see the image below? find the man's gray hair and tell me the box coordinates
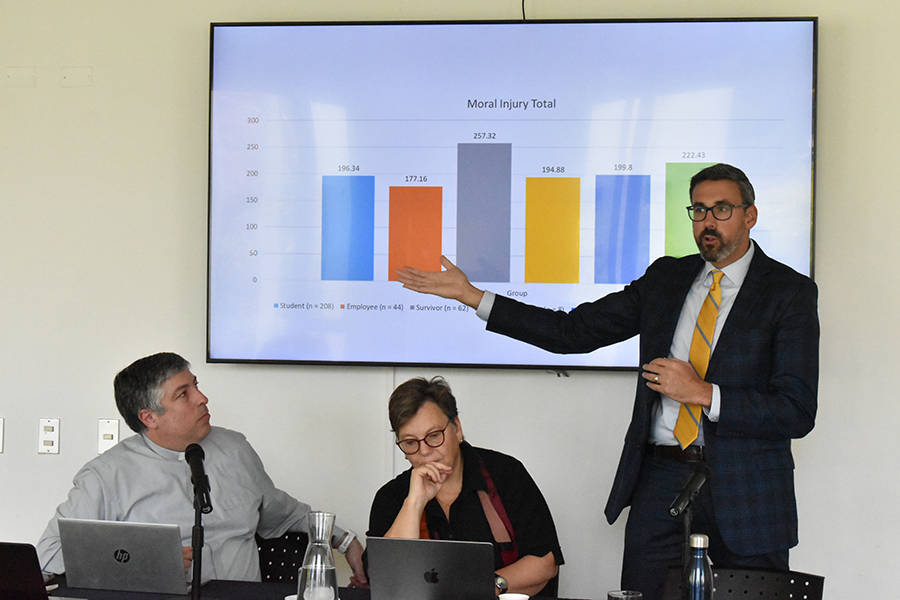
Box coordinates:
[689,163,756,206]
[114,352,191,433]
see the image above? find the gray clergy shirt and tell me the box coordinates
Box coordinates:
[37,426,345,581]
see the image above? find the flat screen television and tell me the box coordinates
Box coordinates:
[207,18,817,369]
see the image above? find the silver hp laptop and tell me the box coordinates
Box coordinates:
[0,541,85,600]
[367,537,495,600]
[57,518,188,594]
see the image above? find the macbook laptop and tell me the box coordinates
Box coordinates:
[0,541,85,600]
[367,537,495,600]
[57,518,188,594]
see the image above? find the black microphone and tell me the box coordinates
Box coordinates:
[185,443,213,514]
[669,462,711,517]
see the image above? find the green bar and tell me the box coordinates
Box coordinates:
[664,162,715,257]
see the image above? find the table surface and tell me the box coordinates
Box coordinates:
[51,576,366,600]
[51,577,572,600]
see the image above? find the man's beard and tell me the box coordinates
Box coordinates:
[696,228,740,263]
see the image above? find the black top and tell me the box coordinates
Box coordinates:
[367,442,565,571]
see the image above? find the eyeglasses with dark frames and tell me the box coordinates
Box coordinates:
[686,203,751,222]
[396,419,453,455]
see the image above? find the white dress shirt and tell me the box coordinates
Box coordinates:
[477,243,756,446]
[648,242,754,445]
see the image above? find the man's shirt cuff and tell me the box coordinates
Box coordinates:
[476,290,495,322]
[704,384,721,421]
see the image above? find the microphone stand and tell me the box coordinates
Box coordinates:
[190,473,212,600]
[669,462,712,569]
[191,493,204,600]
[679,503,693,568]
[186,444,212,600]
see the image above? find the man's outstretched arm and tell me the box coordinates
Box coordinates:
[394,255,485,309]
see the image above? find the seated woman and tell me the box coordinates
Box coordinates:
[367,376,564,597]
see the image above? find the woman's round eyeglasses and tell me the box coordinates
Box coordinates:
[396,419,452,455]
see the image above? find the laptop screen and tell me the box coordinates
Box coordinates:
[367,537,495,600]
[0,541,86,600]
[57,518,188,594]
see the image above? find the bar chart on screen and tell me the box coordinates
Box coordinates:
[207,20,815,367]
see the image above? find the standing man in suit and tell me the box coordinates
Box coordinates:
[395,163,819,600]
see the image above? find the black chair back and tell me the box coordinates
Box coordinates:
[256,531,310,583]
[662,566,824,600]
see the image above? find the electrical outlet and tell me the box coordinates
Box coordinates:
[98,419,119,454]
[39,418,60,454]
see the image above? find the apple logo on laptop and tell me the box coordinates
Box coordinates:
[113,549,131,563]
[423,569,440,584]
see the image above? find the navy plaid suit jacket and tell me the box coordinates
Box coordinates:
[487,243,819,556]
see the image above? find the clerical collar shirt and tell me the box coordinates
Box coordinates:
[648,241,756,446]
[37,426,335,582]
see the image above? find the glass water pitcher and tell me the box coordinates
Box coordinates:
[297,511,339,600]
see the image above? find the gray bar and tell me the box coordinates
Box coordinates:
[456,143,511,282]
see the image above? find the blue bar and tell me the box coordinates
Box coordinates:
[594,174,650,284]
[321,175,375,281]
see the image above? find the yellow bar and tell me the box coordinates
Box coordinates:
[525,177,581,283]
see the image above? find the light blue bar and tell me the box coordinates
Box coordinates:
[321,176,375,281]
[594,174,650,284]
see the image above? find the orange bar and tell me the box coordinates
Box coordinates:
[388,187,442,281]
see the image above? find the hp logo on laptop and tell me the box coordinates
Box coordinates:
[113,549,131,563]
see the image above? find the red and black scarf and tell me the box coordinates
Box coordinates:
[418,453,519,567]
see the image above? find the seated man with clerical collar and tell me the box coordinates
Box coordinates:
[37,352,367,586]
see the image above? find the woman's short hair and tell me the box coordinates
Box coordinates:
[388,376,459,434]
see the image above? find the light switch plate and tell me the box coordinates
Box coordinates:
[4,66,36,87]
[0,417,4,453]
[61,66,92,88]
[98,419,119,454]
[39,418,60,454]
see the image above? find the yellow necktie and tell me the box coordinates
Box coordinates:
[673,270,724,449]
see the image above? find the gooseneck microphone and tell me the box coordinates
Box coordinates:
[185,443,212,514]
[186,444,211,600]
[669,462,711,517]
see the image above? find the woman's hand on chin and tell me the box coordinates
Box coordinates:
[408,461,453,503]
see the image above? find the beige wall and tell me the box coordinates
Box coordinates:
[1,1,897,598]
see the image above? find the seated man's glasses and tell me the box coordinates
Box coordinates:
[686,203,751,222]
[396,419,452,455]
